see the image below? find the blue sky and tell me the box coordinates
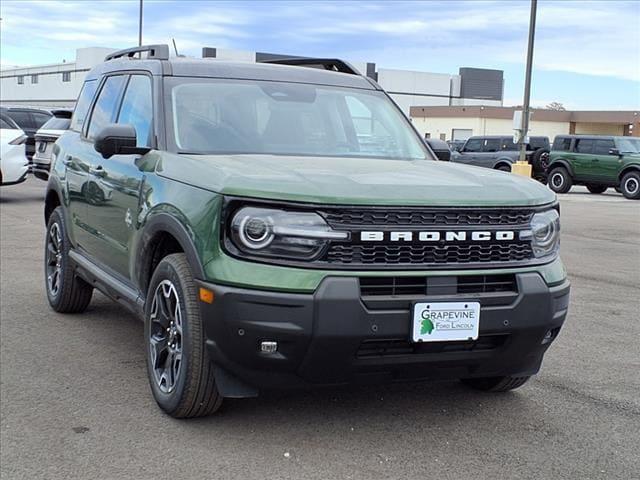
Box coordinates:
[1,0,638,109]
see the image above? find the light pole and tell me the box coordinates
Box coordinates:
[519,0,537,163]
[138,0,143,47]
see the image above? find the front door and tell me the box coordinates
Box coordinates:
[457,137,483,166]
[86,74,154,280]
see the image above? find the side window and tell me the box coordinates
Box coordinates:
[1,118,12,129]
[502,138,518,151]
[70,80,99,131]
[575,139,594,154]
[87,76,126,139]
[553,137,572,151]
[483,138,500,152]
[463,138,482,152]
[593,139,615,155]
[117,75,153,147]
[32,112,52,129]
[7,111,33,129]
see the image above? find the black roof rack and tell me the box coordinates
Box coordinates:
[105,44,170,62]
[259,57,360,76]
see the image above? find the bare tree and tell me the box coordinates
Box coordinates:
[545,101,566,111]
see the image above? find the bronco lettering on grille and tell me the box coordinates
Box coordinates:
[359,231,516,242]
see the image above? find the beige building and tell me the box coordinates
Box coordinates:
[409,106,639,142]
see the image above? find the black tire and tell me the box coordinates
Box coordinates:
[620,171,640,200]
[45,207,93,313]
[144,253,222,418]
[548,167,573,194]
[496,164,511,172]
[586,183,607,194]
[531,148,550,174]
[462,375,531,392]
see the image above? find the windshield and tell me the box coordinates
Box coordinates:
[616,137,640,153]
[166,78,429,160]
[40,116,70,131]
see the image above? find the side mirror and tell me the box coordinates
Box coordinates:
[609,148,621,156]
[94,124,151,159]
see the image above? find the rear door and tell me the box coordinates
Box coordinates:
[591,138,619,183]
[572,138,595,180]
[77,74,128,263]
[88,74,154,279]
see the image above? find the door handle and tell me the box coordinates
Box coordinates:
[62,155,72,166]
[89,165,106,177]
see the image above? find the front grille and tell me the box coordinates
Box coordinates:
[323,209,533,228]
[359,274,517,297]
[327,242,533,266]
[357,334,508,358]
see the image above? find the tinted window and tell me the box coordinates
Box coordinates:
[593,139,615,155]
[553,137,572,151]
[70,79,99,131]
[529,137,549,150]
[575,139,594,154]
[87,76,126,139]
[1,118,12,129]
[463,138,482,152]
[483,138,500,152]
[32,112,52,128]
[117,75,153,147]
[40,117,71,131]
[502,138,518,151]
[6,111,33,129]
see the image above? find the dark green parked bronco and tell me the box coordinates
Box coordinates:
[547,135,640,199]
[44,45,570,418]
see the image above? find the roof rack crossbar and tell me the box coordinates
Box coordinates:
[105,44,170,62]
[259,57,360,76]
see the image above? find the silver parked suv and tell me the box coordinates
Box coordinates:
[451,135,550,182]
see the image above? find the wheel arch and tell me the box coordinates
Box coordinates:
[548,159,575,177]
[618,164,640,182]
[44,183,64,223]
[494,160,512,171]
[136,213,206,296]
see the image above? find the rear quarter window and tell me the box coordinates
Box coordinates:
[70,79,99,132]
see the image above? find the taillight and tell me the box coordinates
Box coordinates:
[8,134,27,145]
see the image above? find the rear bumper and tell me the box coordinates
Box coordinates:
[199,273,570,391]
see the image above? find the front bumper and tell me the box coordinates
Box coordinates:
[199,273,570,391]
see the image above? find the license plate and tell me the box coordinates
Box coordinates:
[411,302,480,342]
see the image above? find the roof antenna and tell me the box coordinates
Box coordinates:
[172,38,181,57]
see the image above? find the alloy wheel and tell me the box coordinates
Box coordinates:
[148,280,184,393]
[46,222,63,297]
[624,177,639,196]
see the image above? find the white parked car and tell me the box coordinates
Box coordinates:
[1,113,29,186]
[32,109,72,181]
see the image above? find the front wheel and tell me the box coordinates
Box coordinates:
[145,253,222,418]
[462,376,531,392]
[586,183,607,194]
[620,171,640,199]
[548,167,573,194]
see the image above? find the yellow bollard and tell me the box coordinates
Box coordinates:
[511,161,532,178]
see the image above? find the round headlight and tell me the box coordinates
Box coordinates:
[238,215,274,249]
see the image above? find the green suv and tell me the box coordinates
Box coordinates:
[547,135,640,199]
[44,45,570,418]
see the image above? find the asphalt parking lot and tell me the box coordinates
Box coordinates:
[1,178,639,480]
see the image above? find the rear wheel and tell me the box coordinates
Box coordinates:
[45,207,93,313]
[548,167,572,194]
[462,375,531,392]
[145,253,222,418]
[620,171,640,199]
[496,164,511,172]
[586,183,607,194]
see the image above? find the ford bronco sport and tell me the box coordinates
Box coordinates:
[44,45,570,418]
[547,135,640,199]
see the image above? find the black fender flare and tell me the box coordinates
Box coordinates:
[135,212,206,295]
[618,164,640,182]
[547,159,575,178]
[494,159,513,170]
[44,177,65,222]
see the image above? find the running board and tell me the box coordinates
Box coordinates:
[69,250,145,316]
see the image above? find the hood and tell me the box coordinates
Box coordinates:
[157,153,556,207]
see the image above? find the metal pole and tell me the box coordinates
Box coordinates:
[138,0,143,47]
[519,0,537,162]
